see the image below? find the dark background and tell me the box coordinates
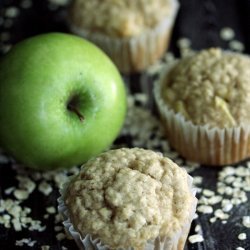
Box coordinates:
[0,0,250,249]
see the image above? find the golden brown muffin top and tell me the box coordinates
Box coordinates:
[69,0,172,38]
[64,148,196,250]
[162,48,250,128]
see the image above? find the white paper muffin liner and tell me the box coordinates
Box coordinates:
[68,0,179,73]
[58,172,197,250]
[154,60,250,166]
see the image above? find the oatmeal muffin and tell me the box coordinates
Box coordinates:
[68,0,179,73]
[59,148,197,250]
[154,48,250,165]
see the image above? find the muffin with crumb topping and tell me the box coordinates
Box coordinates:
[68,0,179,73]
[154,48,250,165]
[58,148,197,250]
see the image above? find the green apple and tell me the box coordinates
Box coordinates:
[0,33,127,170]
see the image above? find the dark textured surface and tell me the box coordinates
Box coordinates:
[0,0,250,249]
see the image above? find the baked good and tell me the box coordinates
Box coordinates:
[59,148,197,250]
[154,48,250,165]
[68,0,179,73]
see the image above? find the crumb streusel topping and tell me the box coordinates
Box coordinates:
[69,0,172,38]
[64,148,196,249]
[162,48,250,128]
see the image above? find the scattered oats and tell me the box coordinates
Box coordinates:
[48,0,70,6]
[225,186,233,195]
[220,27,235,41]
[29,221,46,232]
[43,214,49,219]
[222,202,233,212]
[146,60,165,76]
[12,218,22,231]
[62,247,68,250]
[177,37,191,48]
[134,93,148,106]
[54,225,63,232]
[195,187,202,193]
[38,181,53,196]
[193,213,198,219]
[221,166,235,176]
[193,176,203,185]
[174,158,184,166]
[30,171,42,181]
[207,195,222,205]
[236,247,245,250]
[16,175,36,193]
[233,179,244,188]
[197,205,213,214]
[41,246,50,250]
[186,160,200,168]
[235,166,248,177]
[67,166,80,175]
[188,234,204,243]
[4,186,15,195]
[20,0,33,9]
[1,44,12,54]
[225,176,235,184]
[214,209,229,220]
[164,151,179,160]
[55,213,63,223]
[5,7,20,18]
[198,196,209,205]
[203,189,215,197]
[56,232,66,241]
[15,238,36,247]
[164,52,175,63]
[238,233,247,240]
[229,40,245,52]
[242,216,250,228]
[231,198,242,205]
[180,47,194,58]
[28,240,37,247]
[194,224,201,233]
[46,206,56,214]
[222,220,227,224]
[14,189,29,200]
[210,217,217,223]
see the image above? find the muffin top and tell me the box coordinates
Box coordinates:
[64,148,196,250]
[69,0,172,38]
[161,48,250,128]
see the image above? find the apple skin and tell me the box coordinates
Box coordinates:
[0,33,127,170]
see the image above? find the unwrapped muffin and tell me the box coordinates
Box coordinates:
[68,0,179,73]
[154,48,250,165]
[58,148,197,250]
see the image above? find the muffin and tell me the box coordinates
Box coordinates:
[58,148,197,250]
[68,0,179,73]
[154,48,250,166]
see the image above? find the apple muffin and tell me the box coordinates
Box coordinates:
[68,0,179,73]
[59,148,197,250]
[154,48,250,165]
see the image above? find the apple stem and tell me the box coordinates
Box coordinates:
[68,103,84,122]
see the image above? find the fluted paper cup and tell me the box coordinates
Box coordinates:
[154,60,250,166]
[68,0,179,73]
[58,173,197,250]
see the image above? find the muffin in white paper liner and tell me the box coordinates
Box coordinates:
[68,0,179,73]
[154,59,250,166]
[57,166,197,250]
